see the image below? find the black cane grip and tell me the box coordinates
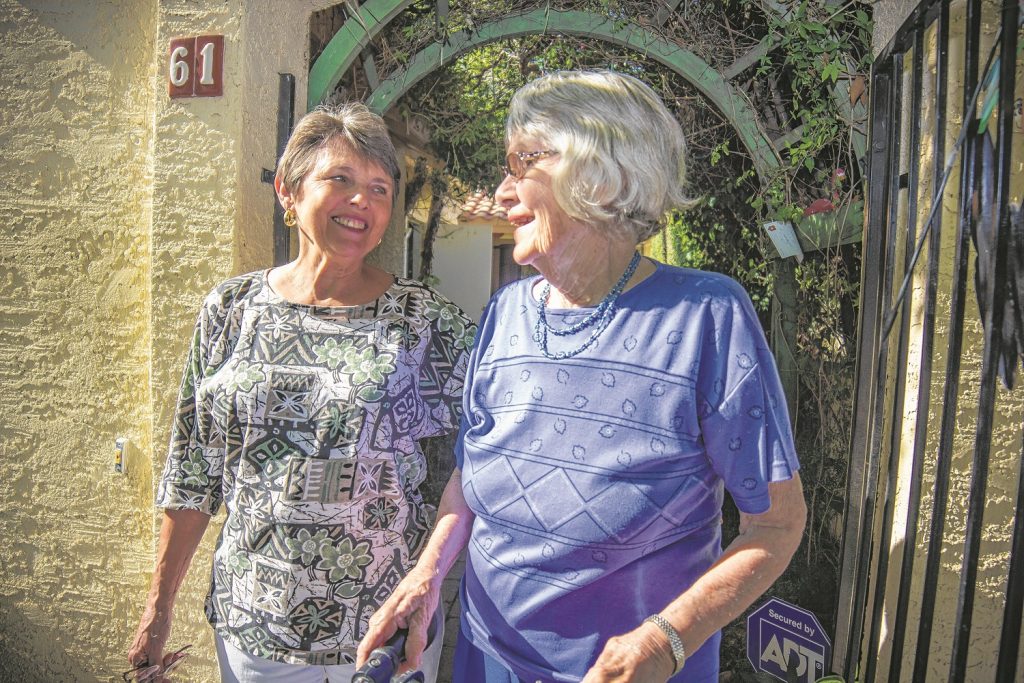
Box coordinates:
[352,629,409,683]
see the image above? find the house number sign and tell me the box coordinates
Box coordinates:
[168,35,224,98]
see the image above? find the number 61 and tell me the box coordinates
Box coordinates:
[168,35,224,98]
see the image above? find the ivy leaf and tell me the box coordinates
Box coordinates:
[821,60,842,83]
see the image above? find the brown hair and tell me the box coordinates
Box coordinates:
[275,102,400,203]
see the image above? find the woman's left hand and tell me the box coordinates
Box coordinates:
[580,621,677,683]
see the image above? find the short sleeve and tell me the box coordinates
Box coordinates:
[411,288,477,439]
[454,295,497,470]
[155,278,252,515]
[696,280,799,514]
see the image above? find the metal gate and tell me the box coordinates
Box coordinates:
[834,1,1024,681]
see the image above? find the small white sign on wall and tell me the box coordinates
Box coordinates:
[763,221,804,262]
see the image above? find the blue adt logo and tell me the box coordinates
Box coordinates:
[747,597,831,683]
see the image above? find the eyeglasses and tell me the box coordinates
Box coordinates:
[122,645,192,682]
[501,150,558,179]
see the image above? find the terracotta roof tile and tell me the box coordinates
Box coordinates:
[460,189,507,221]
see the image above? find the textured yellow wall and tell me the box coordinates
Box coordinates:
[148,2,246,678]
[0,1,350,680]
[0,0,159,679]
[144,3,349,679]
[862,2,1024,681]
[1,0,418,678]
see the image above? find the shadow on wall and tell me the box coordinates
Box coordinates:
[0,601,99,683]
[26,1,157,81]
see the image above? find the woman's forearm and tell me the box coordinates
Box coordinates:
[357,469,475,667]
[412,469,475,586]
[581,476,806,683]
[658,474,807,658]
[145,508,211,610]
[129,507,212,667]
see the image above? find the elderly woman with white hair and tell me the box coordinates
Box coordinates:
[359,70,806,683]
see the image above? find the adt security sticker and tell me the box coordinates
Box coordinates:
[747,597,831,683]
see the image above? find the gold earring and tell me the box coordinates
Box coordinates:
[283,208,297,227]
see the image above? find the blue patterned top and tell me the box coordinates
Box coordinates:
[455,260,799,682]
[156,271,475,664]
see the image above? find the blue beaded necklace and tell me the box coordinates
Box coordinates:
[533,251,642,360]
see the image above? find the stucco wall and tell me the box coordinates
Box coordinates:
[147,2,247,678]
[872,0,918,55]
[0,1,372,680]
[861,1,1024,680]
[0,0,158,679]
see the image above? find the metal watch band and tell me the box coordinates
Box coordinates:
[644,614,686,674]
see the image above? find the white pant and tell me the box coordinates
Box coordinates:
[215,608,444,683]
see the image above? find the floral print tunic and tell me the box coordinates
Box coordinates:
[156,271,475,664]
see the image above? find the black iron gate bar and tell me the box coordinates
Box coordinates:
[835,37,902,680]
[836,1,1023,681]
[963,4,1024,681]
[838,37,910,680]
[895,6,950,680]
[864,27,923,683]
[887,6,955,681]
[265,73,295,267]
[876,14,937,683]
[915,1,982,679]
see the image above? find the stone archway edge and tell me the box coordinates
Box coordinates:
[308,6,782,180]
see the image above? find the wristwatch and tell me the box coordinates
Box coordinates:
[644,614,687,674]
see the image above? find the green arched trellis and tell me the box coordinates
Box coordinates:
[303,1,866,413]
[307,3,783,180]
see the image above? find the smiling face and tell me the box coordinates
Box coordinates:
[495,133,592,276]
[277,139,394,265]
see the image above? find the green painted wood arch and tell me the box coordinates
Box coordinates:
[308,6,782,180]
[307,0,414,110]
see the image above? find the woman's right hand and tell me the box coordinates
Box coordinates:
[359,470,473,674]
[357,565,441,674]
[127,603,174,681]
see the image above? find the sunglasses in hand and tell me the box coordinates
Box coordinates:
[122,644,192,682]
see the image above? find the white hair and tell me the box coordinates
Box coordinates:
[506,70,694,242]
